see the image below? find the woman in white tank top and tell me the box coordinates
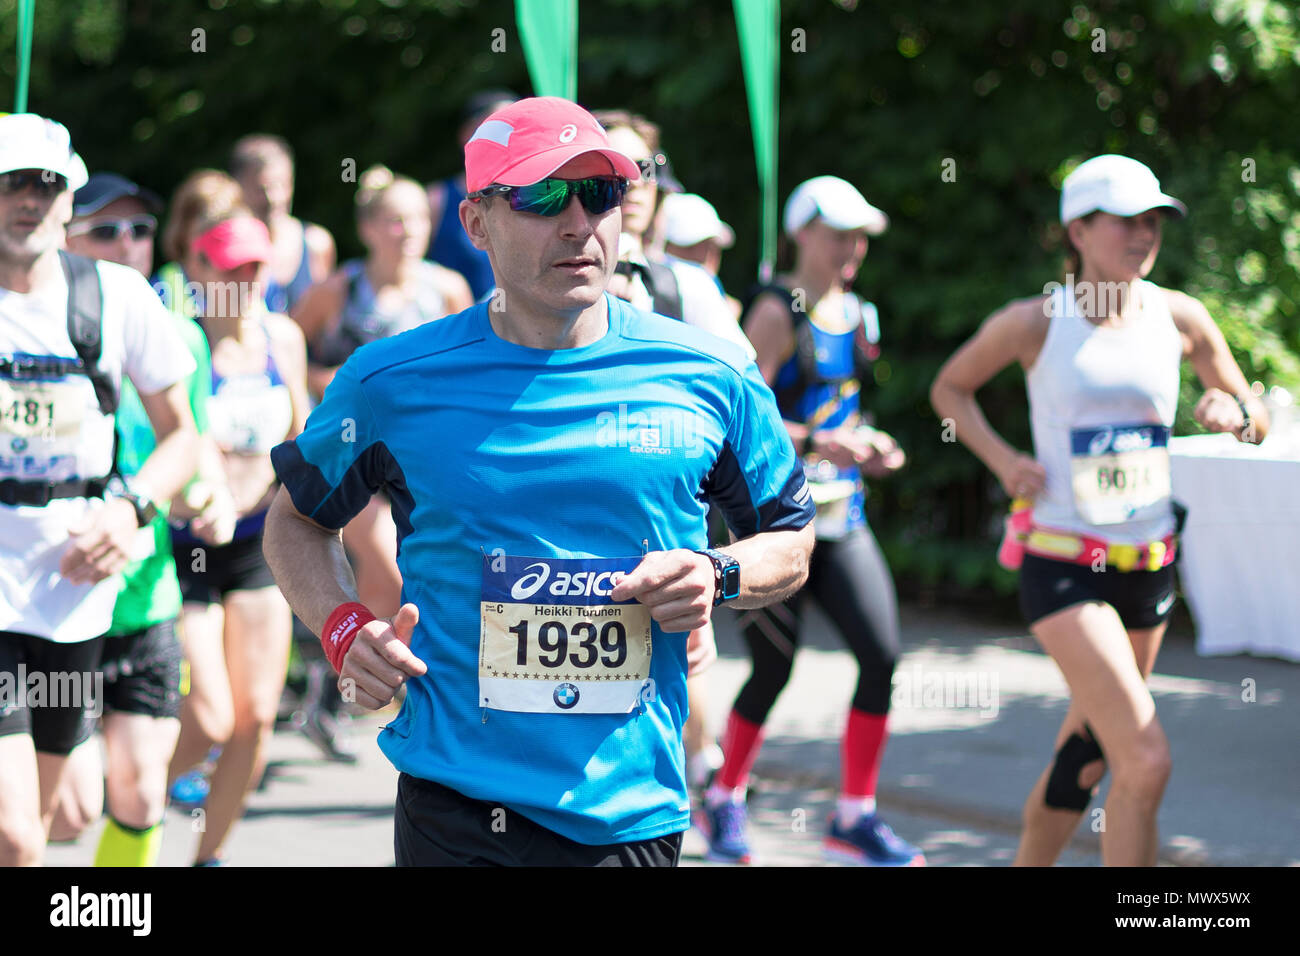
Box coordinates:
[931,155,1269,867]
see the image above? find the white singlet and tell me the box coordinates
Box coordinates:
[1025,278,1181,545]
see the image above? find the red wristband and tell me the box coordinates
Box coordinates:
[321,602,376,673]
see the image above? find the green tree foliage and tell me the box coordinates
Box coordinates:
[4,0,1297,599]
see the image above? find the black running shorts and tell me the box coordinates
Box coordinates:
[0,631,105,755]
[394,773,683,867]
[175,529,278,604]
[100,618,183,720]
[1019,554,1177,630]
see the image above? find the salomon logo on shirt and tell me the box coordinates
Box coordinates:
[595,403,705,458]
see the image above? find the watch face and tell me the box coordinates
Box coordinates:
[720,564,741,601]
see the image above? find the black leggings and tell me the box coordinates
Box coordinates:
[734,524,900,723]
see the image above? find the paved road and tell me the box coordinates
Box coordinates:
[45,604,1299,867]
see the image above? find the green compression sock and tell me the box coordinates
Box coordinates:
[93,816,164,867]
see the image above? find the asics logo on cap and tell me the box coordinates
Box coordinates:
[558,124,577,143]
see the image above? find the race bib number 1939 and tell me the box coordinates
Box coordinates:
[479,554,653,715]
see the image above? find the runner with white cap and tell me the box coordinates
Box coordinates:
[45,170,233,867]
[663,193,741,320]
[700,175,924,866]
[0,114,200,866]
[931,155,1268,866]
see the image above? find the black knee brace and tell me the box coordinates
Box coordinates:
[1044,724,1106,811]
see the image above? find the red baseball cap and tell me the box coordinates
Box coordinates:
[192,216,273,270]
[464,96,641,193]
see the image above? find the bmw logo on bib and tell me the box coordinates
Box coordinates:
[553,683,580,710]
[11,437,26,452]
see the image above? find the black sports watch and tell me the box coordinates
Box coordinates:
[696,548,741,606]
[121,491,159,527]
[107,477,159,528]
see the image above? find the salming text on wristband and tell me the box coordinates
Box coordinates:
[321,602,376,673]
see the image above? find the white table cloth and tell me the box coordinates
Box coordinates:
[1170,433,1300,661]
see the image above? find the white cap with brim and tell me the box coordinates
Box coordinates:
[0,113,89,191]
[1060,154,1186,224]
[784,175,888,237]
[663,193,735,249]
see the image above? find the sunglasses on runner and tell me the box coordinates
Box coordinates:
[67,215,158,243]
[468,176,629,217]
[0,170,69,198]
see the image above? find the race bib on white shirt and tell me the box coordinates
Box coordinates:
[479,554,653,714]
[0,370,100,481]
[1070,423,1172,525]
[0,259,195,641]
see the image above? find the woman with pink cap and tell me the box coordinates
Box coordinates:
[931,155,1268,866]
[700,175,923,866]
[166,206,310,866]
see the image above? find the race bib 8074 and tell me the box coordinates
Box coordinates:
[479,554,654,714]
[1069,423,1171,525]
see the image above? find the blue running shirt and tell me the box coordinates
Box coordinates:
[271,294,813,844]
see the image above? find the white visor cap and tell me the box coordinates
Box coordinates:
[0,113,88,191]
[784,175,888,237]
[663,193,734,249]
[1060,154,1186,224]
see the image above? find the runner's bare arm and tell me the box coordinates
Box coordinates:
[1165,288,1270,443]
[304,221,337,283]
[267,313,311,439]
[263,486,361,635]
[435,263,474,315]
[742,292,795,388]
[930,297,1050,496]
[611,523,814,632]
[133,381,203,504]
[61,382,201,584]
[288,270,347,343]
[263,487,425,708]
[721,523,814,608]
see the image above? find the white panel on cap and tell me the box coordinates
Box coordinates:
[468,119,514,148]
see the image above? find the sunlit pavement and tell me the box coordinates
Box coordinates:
[45,605,1299,867]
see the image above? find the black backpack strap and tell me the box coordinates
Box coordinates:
[847,293,882,382]
[740,284,817,416]
[643,259,683,321]
[59,250,116,417]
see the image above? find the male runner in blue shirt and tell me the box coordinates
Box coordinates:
[263,97,815,866]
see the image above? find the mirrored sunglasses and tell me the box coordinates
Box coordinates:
[468,176,628,217]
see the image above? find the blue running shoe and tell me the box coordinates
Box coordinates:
[696,800,752,864]
[169,770,210,809]
[824,813,926,866]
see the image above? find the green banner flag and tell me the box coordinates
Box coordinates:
[515,0,577,101]
[15,0,35,112]
[733,0,780,282]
